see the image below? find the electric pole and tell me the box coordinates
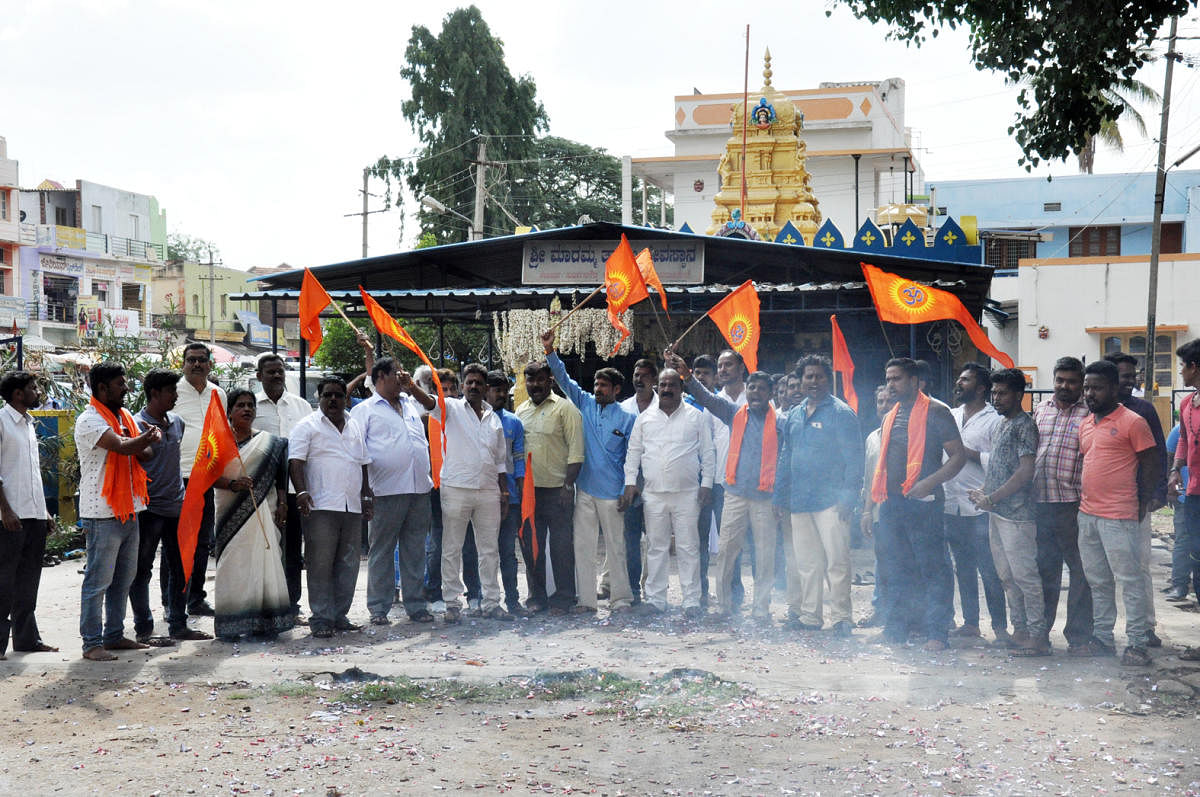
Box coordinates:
[344,167,388,257]
[1144,15,1179,399]
[197,247,224,345]
[472,139,486,242]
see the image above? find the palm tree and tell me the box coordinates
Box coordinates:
[1077,77,1161,174]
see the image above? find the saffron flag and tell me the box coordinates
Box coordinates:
[604,234,650,356]
[635,247,670,318]
[830,314,859,413]
[706,280,761,373]
[519,453,538,562]
[178,391,239,586]
[860,262,1014,368]
[298,268,332,356]
[359,287,446,429]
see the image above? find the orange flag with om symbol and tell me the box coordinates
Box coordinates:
[706,280,760,373]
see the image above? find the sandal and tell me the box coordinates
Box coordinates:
[408,610,435,623]
[134,636,177,647]
[1178,647,1200,661]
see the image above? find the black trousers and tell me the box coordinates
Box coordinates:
[283,492,303,612]
[521,487,576,609]
[161,482,213,610]
[0,518,49,653]
[1035,501,1095,646]
[132,511,188,636]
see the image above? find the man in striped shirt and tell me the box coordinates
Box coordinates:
[1032,356,1096,655]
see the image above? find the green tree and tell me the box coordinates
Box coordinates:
[373,5,547,244]
[313,318,369,375]
[1076,76,1161,173]
[167,232,220,263]
[830,0,1189,169]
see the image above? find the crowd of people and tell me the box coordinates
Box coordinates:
[1,334,1198,667]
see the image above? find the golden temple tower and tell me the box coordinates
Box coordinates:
[706,49,821,242]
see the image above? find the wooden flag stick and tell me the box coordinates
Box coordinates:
[233,453,272,550]
[668,313,709,353]
[644,294,672,348]
[546,284,605,334]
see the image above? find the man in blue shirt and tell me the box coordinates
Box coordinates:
[486,371,529,616]
[774,355,864,636]
[542,330,637,613]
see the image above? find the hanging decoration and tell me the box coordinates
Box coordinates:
[492,304,634,373]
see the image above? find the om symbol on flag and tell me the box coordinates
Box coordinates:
[730,320,748,345]
[900,284,927,307]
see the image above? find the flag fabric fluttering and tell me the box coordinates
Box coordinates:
[298,268,332,356]
[359,287,445,427]
[830,314,859,413]
[860,262,1014,368]
[706,279,761,373]
[604,234,650,356]
[519,452,538,562]
[178,391,240,586]
[635,247,670,318]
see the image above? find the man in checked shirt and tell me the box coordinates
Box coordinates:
[1032,356,1098,655]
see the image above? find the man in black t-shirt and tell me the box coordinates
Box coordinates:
[870,358,965,650]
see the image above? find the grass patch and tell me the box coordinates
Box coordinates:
[269,682,318,698]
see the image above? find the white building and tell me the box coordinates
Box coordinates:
[631,73,922,237]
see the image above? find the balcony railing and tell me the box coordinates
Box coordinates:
[22,223,164,260]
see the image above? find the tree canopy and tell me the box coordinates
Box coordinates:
[167,232,219,263]
[831,0,1191,169]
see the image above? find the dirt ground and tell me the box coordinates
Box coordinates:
[1,514,1199,795]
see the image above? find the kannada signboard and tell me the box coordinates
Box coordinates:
[521,239,704,285]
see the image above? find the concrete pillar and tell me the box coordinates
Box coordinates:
[621,156,632,226]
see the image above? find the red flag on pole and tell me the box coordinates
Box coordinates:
[359,286,445,431]
[604,234,650,356]
[178,391,239,586]
[635,247,670,318]
[519,453,538,562]
[830,314,859,413]
[860,262,1014,368]
[706,280,760,373]
[298,268,332,356]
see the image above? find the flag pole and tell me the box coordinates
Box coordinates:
[643,294,672,348]
[234,452,273,549]
[668,312,709,353]
[546,284,605,334]
[740,24,750,219]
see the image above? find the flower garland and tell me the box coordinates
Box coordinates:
[492,303,634,372]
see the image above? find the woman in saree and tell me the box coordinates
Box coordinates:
[212,388,295,641]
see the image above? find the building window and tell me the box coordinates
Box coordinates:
[193,294,200,315]
[92,205,102,232]
[55,206,68,226]
[1043,202,1062,212]
[1102,332,1176,392]
[984,235,1037,270]
[0,191,7,220]
[1161,222,1183,255]
[1069,225,1120,257]
[129,214,139,241]
[220,294,227,319]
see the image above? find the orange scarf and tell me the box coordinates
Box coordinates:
[870,391,930,502]
[428,415,443,489]
[726,405,778,491]
[88,396,150,522]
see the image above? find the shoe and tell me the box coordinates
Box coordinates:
[408,610,435,623]
[832,620,853,638]
[83,646,118,661]
[170,629,213,641]
[1121,645,1151,666]
[856,613,882,628]
[950,624,981,638]
[484,606,514,621]
[187,601,215,617]
[1178,646,1200,661]
[683,606,703,621]
[444,606,461,624]
[1068,639,1115,658]
[1165,587,1189,601]
[370,615,390,626]
[922,639,948,652]
[134,634,176,647]
[103,637,149,651]
[311,627,333,639]
[1147,630,1163,648]
[507,605,531,618]
[524,600,548,614]
[991,629,1015,648]
[1011,636,1052,657]
[334,619,362,632]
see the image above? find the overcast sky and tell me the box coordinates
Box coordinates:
[5,1,1198,270]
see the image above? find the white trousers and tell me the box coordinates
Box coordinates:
[440,484,502,610]
[790,505,852,626]
[642,489,701,611]
[714,492,776,616]
[574,490,632,609]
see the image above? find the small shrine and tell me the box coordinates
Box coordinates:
[707,49,821,242]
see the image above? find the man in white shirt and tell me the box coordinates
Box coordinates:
[351,357,435,625]
[0,372,57,658]
[611,358,658,604]
[620,369,715,619]
[288,377,373,639]
[409,363,510,623]
[172,342,227,617]
[75,362,161,661]
[252,352,313,618]
[943,364,1007,642]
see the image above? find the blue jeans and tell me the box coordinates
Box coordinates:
[1176,499,1200,597]
[945,512,1007,632]
[498,502,522,611]
[876,497,954,643]
[79,516,140,651]
[624,498,645,601]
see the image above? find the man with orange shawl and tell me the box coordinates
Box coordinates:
[74,362,162,661]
